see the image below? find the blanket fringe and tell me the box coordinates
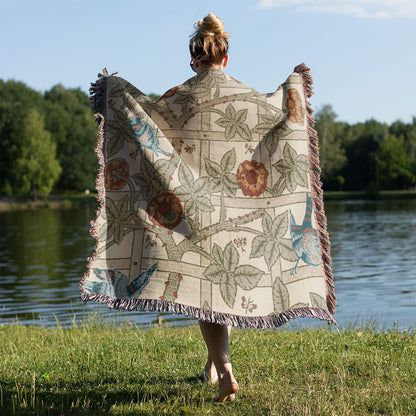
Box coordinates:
[81,290,337,329]
[79,71,108,292]
[294,63,336,314]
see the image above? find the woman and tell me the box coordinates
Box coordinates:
[188,13,239,403]
[82,12,336,405]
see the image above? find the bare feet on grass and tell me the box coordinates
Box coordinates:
[215,371,239,403]
[200,357,218,384]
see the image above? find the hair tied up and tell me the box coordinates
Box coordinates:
[189,13,229,65]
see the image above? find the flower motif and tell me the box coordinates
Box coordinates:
[236,160,268,197]
[286,89,305,124]
[147,192,183,229]
[105,158,129,190]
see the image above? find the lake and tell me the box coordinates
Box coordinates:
[0,198,415,330]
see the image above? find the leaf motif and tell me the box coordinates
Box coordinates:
[106,120,129,157]
[286,170,297,193]
[225,104,236,119]
[272,277,290,313]
[141,183,154,201]
[259,113,281,124]
[252,122,273,135]
[203,264,223,284]
[212,243,223,264]
[296,154,309,171]
[193,177,210,195]
[173,185,191,201]
[215,118,232,129]
[155,158,177,178]
[250,235,267,259]
[262,212,273,235]
[223,241,239,272]
[235,108,248,123]
[235,123,252,141]
[107,195,132,245]
[271,211,288,239]
[279,238,298,262]
[310,293,327,310]
[210,179,222,193]
[220,275,237,309]
[220,148,236,172]
[234,265,264,290]
[184,199,196,216]
[292,167,308,189]
[174,93,196,106]
[264,239,280,270]
[291,302,308,309]
[178,163,194,189]
[264,131,279,156]
[271,175,286,197]
[225,123,237,141]
[205,158,222,178]
[223,172,239,197]
[273,159,295,174]
[113,221,125,245]
[195,195,215,212]
[107,133,125,157]
[283,142,297,164]
[131,173,145,188]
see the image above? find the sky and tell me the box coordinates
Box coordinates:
[1,0,415,125]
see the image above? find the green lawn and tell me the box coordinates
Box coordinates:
[0,321,415,415]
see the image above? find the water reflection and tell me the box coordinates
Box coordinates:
[0,198,415,329]
[325,198,416,329]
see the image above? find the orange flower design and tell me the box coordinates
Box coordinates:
[147,192,183,229]
[236,160,268,197]
[105,158,129,190]
[286,88,305,124]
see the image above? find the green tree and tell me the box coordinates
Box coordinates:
[376,135,415,189]
[314,105,347,188]
[390,118,416,181]
[0,80,45,194]
[341,119,388,191]
[44,85,97,191]
[10,108,61,197]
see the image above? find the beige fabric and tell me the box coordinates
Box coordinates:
[81,66,336,328]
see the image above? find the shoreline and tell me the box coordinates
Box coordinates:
[0,194,98,211]
[0,190,415,212]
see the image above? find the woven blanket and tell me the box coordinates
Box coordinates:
[80,64,336,328]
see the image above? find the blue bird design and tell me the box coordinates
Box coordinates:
[126,114,172,157]
[289,194,321,275]
[85,262,158,298]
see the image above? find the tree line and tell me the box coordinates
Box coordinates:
[0,80,415,197]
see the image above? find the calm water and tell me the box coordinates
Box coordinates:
[0,199,415,330]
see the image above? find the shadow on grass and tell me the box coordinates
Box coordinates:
[1,374,209,416]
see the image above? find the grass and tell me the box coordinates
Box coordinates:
[0,320,415,416]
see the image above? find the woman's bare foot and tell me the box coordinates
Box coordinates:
[200,358,218,384]
[215,371,239,403]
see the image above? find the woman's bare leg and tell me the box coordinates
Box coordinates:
[201,325,232,384]
[199,321,239,402]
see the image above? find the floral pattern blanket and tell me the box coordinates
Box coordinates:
[80,64,336,328]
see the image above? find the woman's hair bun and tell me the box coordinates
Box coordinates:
[189,13,229,65]
[197,12,227,38]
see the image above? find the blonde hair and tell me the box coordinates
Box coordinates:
[189,13,229,66]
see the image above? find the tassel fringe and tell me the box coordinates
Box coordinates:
[295,63,336,314]
[81,291,337,328]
